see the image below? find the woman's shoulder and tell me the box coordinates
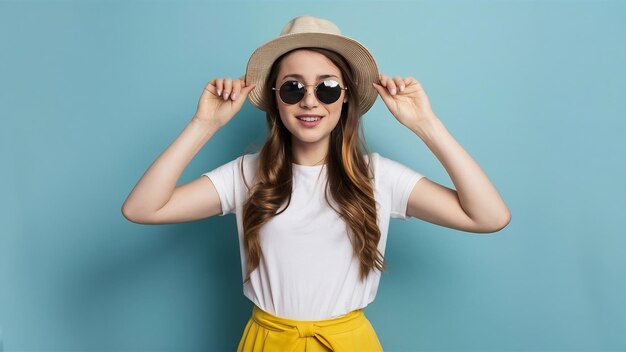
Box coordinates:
[235,152,261,176]
[364,152,414,175]
[207,152,260,180]
[366,151,409,165]
[364,152,380,160]
[363,151,382,167]
[240,151,261,164]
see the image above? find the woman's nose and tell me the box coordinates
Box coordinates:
[300,87,319,108]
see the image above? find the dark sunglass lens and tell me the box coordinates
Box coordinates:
[279,81,304,104]
[316,80,342,104]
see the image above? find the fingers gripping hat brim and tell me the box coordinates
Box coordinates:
[245,32,379,117]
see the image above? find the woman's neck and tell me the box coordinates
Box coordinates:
[291,137,329,166]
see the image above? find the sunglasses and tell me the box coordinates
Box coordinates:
[272,79,348,105]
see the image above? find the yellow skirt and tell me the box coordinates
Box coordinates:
[237,304,384,352]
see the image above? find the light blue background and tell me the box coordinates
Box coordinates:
[1,1,625,351]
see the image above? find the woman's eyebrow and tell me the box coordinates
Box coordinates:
[282,73,339,80]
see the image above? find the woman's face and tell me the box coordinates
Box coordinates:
[274,49,348,148]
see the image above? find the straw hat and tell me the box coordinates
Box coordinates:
[245,15,380,116]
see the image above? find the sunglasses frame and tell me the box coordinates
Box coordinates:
[272,79,348,105]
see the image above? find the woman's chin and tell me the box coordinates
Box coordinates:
[291,131,330,145]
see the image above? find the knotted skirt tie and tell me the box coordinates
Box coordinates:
[236,304,384,351]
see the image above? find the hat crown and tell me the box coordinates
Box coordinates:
[279,15,341,36]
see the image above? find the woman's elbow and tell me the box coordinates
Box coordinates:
[489,211,511,233]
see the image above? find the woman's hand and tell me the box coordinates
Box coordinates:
[372,74,437,130]
[192,76,256,129]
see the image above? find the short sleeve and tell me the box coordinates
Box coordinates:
[200,156,243,216]
[374,153,426,220]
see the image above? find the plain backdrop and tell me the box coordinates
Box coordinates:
[1,1,625,351]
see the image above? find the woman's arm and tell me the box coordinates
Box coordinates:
[373,74,511,233]
[121,118,219,222]
[406,116,511,233]
[121,77,256,223]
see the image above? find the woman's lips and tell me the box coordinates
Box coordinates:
[296,115,323,127]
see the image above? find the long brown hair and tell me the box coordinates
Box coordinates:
[239,47,386,284]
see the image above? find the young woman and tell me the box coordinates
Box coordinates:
[122,16,511,352]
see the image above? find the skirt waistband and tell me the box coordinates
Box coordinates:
[251,305,366,338]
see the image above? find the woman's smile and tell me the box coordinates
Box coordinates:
[296,114,324,127]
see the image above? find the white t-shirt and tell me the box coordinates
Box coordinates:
[201,152,425,320]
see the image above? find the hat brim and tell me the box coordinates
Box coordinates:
[245,32,379,116]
